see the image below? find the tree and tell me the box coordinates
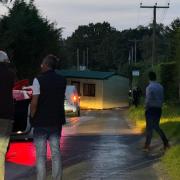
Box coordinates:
[175,29,180,85]
[65,22,154,75]
[65,22,117,70]
[165,18,180,60]
[0,0,63,78]
[64,18,179,78]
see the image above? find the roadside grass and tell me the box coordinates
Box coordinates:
[128,105,145,131]
[128,104,180,180]
[161,145,180,180]
[128,104,180,140]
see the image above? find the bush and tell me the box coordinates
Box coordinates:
[137,62,179,101]
[159,62,179,101]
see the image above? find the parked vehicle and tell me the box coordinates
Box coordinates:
[65,85,80,117]
[11,80,33,139]
[11,81,80,140]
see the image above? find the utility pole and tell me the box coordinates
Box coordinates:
[83,50,86,67]
[140,3,170,68]
[77,48,79,71]
[128,51,131,65]
[131,46,134,64]
[86,47,89,69]
[129,39,141,64]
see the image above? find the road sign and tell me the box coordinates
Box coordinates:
[132,70,140,76]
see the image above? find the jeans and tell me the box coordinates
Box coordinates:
[34,127,62,180]
[0,119,13,180]
[145,107,168,146]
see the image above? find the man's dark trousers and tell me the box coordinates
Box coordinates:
[145,107,168,146]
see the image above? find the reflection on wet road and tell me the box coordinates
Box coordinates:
[6,109,160,180]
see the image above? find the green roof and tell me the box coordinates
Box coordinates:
[56,70,115,80]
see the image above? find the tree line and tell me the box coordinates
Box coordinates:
[0,0,179,79]
[0,0,64,79]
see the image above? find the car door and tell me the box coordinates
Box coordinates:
[11,87,32,136]
[12,99,31,135]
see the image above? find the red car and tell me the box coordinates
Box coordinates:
[11,80,33,140]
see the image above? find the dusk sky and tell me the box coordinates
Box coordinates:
[0,0,179,38]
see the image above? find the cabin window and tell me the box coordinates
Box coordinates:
[83,83,96,97]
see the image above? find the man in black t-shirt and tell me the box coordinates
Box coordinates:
[30,54,66,180]
[0,51,15,179]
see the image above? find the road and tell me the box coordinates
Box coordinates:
[6,109,160,180]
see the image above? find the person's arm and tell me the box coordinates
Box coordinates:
[30,78,40,118]
[30,95,39,118]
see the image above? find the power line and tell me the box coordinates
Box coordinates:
[159,0,170,23]
[138,0,152,27]
[140,2,170,68]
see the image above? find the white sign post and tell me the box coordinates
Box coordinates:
[132,70,140,76]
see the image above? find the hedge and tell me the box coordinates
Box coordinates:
[159,62,179,101]
[136,62,179,101]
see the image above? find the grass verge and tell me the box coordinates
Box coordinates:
[161,145,180,180]
[128,104,180,180]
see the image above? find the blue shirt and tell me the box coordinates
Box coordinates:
[145,81,164,109]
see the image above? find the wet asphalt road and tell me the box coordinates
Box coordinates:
[6,109,160,180]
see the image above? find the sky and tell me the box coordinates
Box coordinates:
[0,0,179,38]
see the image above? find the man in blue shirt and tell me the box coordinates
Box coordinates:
[144,71,169,151]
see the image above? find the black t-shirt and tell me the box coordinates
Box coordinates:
[0,63,15,119]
